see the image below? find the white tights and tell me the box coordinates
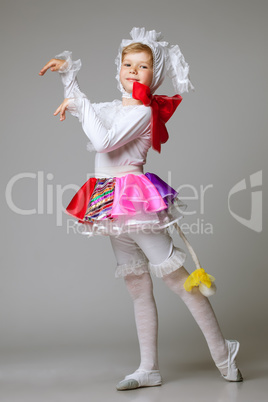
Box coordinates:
[124,267,228,375]
[124,272,159,371]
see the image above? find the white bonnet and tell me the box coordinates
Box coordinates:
[115,27,194,97]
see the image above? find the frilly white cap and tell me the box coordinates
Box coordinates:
[115,27,194,97]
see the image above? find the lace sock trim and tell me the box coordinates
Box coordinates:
[115,260,149,278]
[149,247,186,278]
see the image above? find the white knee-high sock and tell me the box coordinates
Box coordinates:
[124,273,159,371]
[163,267,228,374]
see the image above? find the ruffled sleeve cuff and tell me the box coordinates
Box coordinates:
[55,50,83,97]
[55,50,81,74]
[67,95,85,121]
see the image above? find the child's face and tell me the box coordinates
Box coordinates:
[120,51,153,94]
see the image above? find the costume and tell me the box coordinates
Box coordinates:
[56,28,198,280]
[57,53,186,234]
[56,29,218,293]
[54,27,242,388]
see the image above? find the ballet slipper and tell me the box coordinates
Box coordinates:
[116,369,162,391]
[216,340,243,382]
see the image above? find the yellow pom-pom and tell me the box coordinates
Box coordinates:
[184,268,216,297]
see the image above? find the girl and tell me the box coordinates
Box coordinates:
[39,27,242,390]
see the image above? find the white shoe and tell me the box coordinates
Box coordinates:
[216,340,243,382]
[116,369,162,391]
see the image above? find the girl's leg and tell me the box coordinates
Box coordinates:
[131,230,241,380]
[124,272,159,371]
[116,273,162,390]
[162,266,229,373]
[110,234,162,390]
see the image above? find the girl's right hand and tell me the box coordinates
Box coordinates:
[39,58,67,76]
[53,98,70,121]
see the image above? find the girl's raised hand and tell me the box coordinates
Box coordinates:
[54,98,70,121]
[39,58,66,76]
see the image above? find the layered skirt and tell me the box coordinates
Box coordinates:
[66,172,186,237]
[65,169,217,297]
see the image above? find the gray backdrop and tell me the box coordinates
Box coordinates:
[1,0,267,367]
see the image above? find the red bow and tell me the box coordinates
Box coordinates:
[132,82,183,153]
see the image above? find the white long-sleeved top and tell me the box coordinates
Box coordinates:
[57,51,152,174]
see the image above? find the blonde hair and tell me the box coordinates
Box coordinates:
[121,43,153,67]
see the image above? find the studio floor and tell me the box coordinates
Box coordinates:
[0,342,267,402]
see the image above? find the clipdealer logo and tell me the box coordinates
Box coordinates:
[4,170,215,235]
[228,170,262,233]
[4,170,263,234]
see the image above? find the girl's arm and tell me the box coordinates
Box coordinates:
[41,52,151,152]
[78,100,151,152]
[39,51,86,119]
[54,97,152,153]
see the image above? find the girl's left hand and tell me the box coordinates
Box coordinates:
[54,98,70,121]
